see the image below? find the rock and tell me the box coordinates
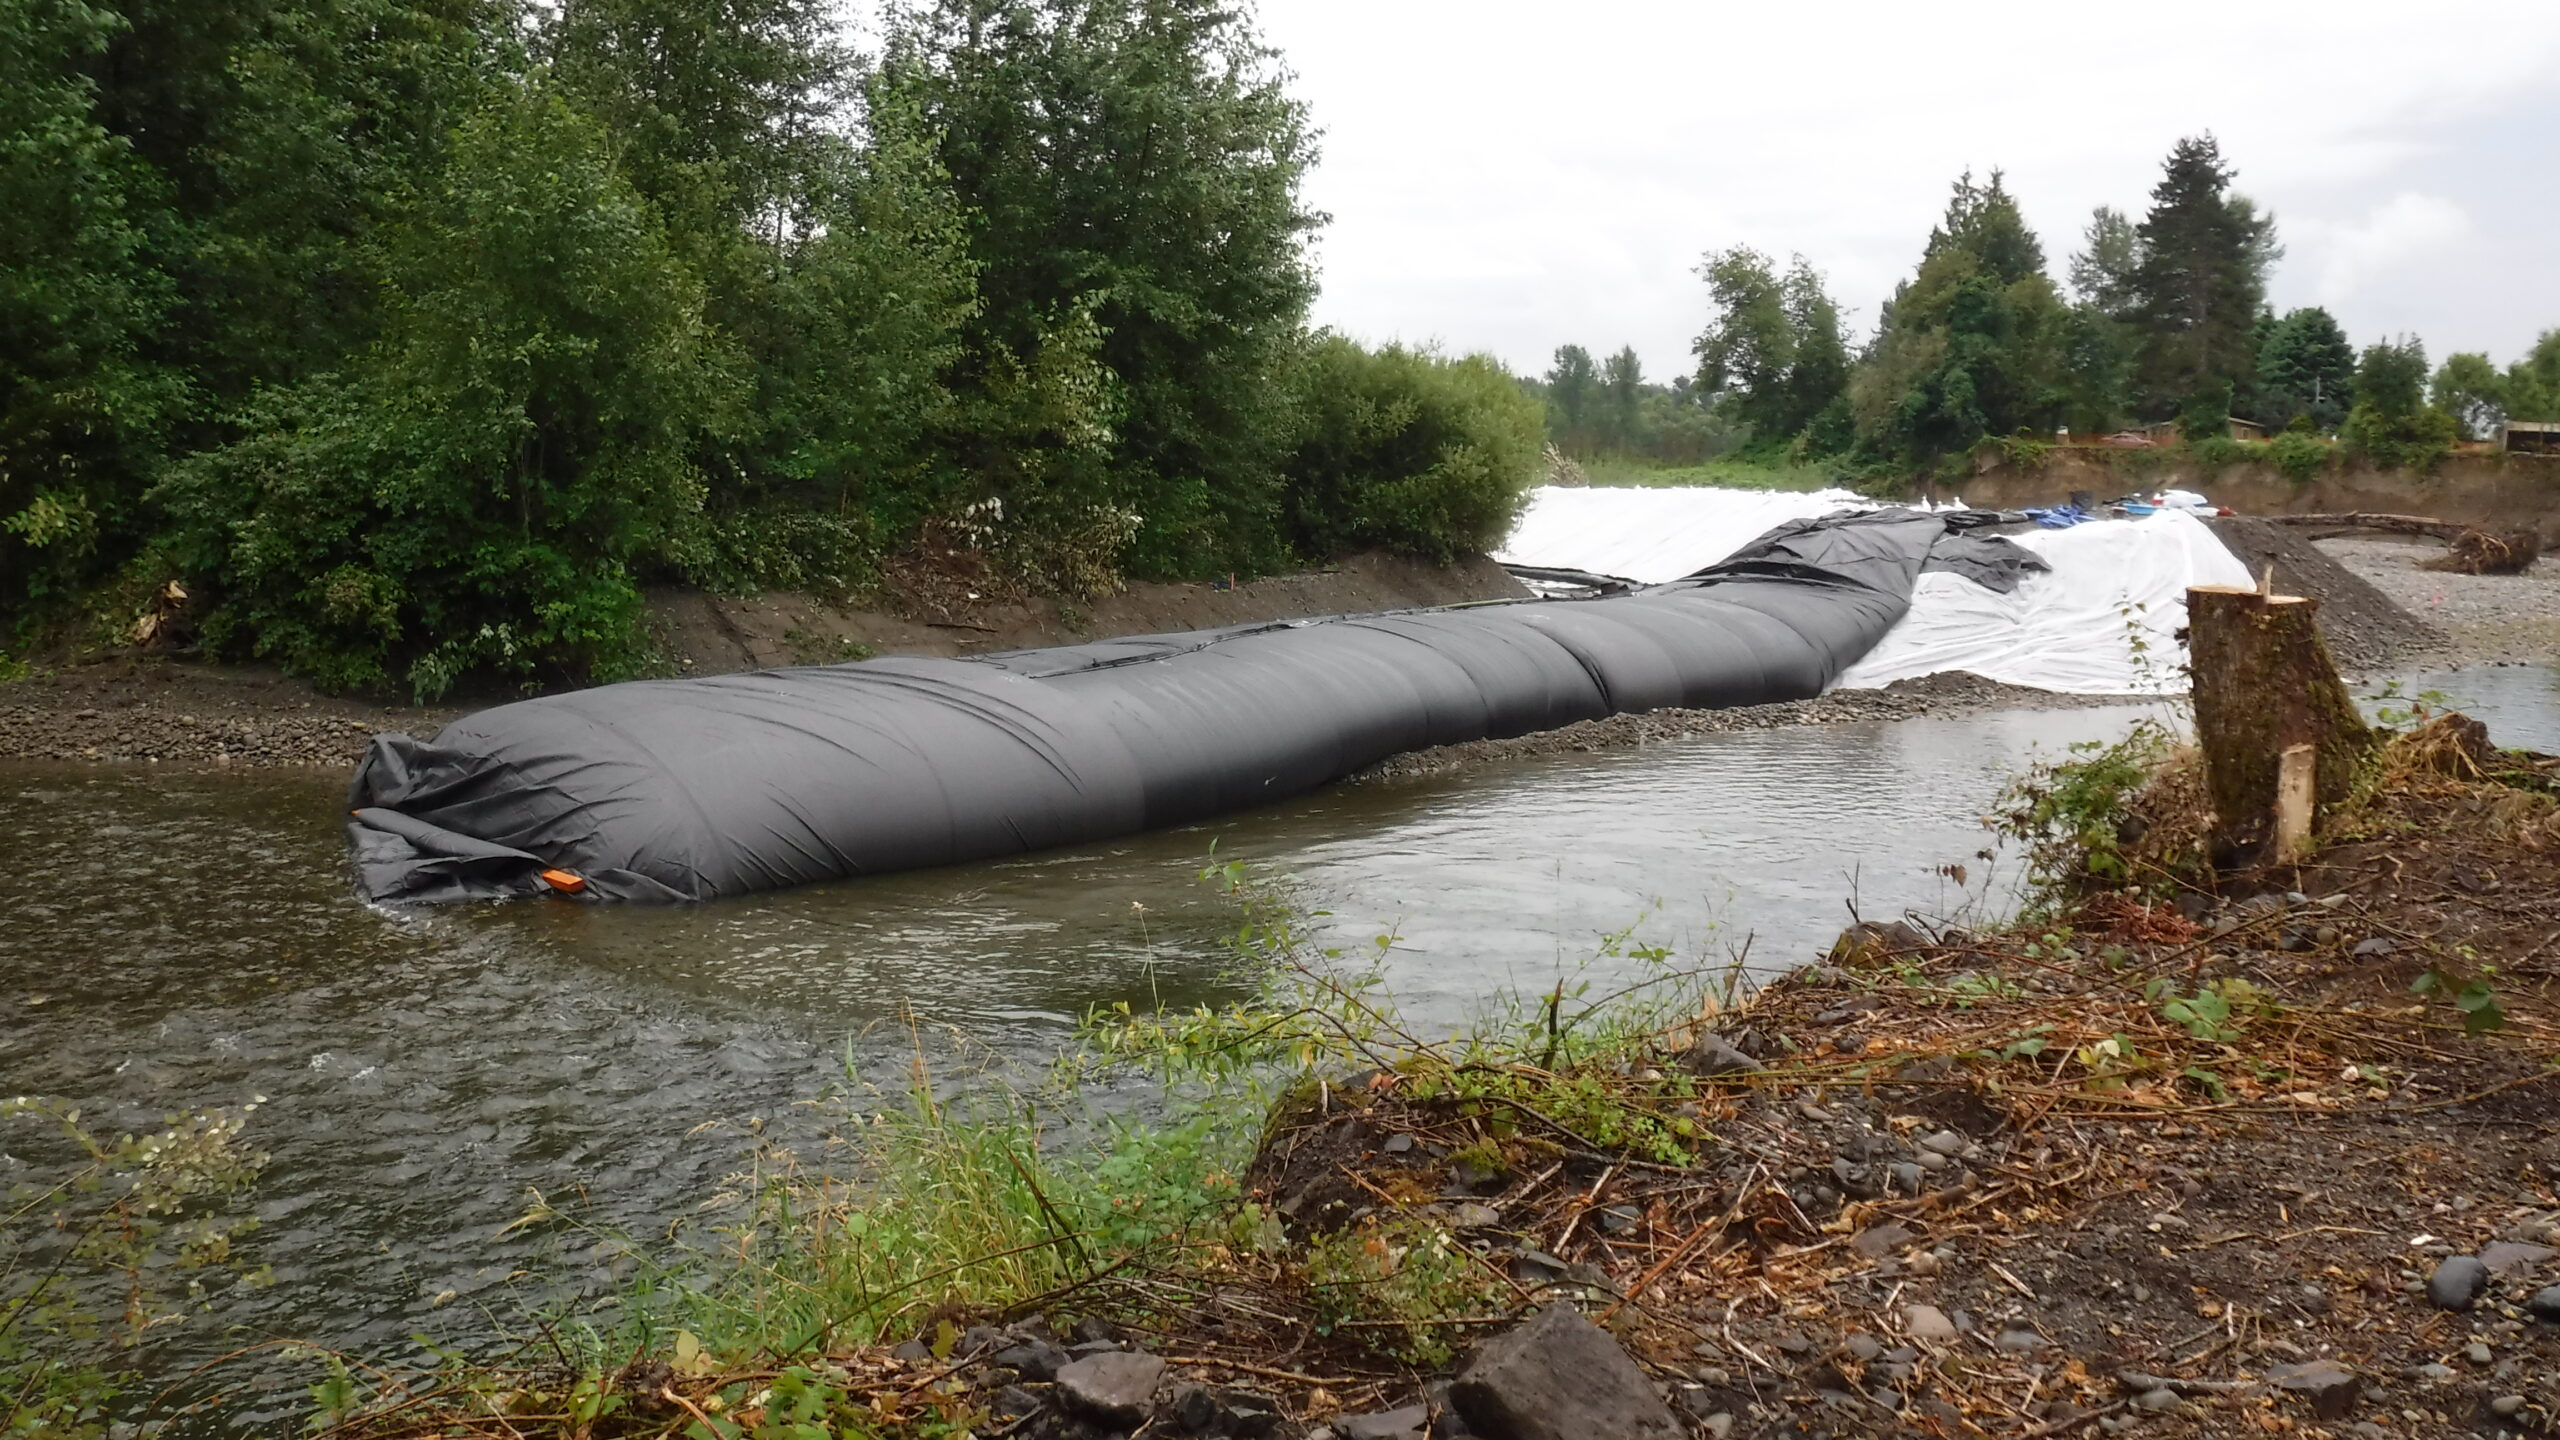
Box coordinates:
[1678,1034,1764,1078]
[991,1385,1042,1419]
[1594,1205,1640,1236]
[1697,1415,1734,1439]
[1451,1156,1507,1192]
[1891,1162,1923,1192]
[2478,1240,2556,1274]
[1336,1405,1428,1440]
[2529,1285,2560,1321]
[1906,1249,1939,1276]
[1918,1129,1966,1156]
[994,1336,1068,1381]
[1993,1326,2044,1354]
[2415,1363,2456,1382]
[1382,1133,1416,1154]
[1169,1383,1228,1433]
[1903,1305,1957,1341]
[1510,1247,1569,1283]
[1852,1222,1912,1259]
[2267,1360,2359,1420]
[2465,1341,2493,1364]
[1844,1333,1882,1361]
[888,1338,931,1362]
[2428,1254,2490,1309]
[1450,1303,1684,1440]
[2492,1395,2527,1418]
[2133,1387,2184,1412]
[1915,1150,1949,1173]
[1054,1351,1167,1425]
[2350,936,2395,958]
[1448,1203,1503,1230]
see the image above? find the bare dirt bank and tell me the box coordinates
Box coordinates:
[1938,451,2560,546]
[0,552,1529,769]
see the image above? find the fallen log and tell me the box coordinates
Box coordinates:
[2186,583,2373,866]
[2266,512,2538,574]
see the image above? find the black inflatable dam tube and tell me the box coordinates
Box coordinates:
[346,509,2036,903]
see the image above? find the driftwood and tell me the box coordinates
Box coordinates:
[2186,584,2373,865]
[2267,511,2539,574]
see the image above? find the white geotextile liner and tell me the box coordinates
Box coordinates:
[1494,485,1878,583]
[1832,509,2253,695]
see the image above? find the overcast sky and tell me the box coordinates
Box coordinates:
[1248,0,2560,384]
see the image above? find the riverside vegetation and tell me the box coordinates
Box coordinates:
[1531,136,2560,489]
[1,0,1540,701]
[16,698,2560,1436]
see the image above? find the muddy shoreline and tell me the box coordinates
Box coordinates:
[0,527,2546,773]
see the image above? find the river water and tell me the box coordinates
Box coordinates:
[3,663,2554,1420]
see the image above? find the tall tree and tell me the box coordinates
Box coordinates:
[1691,247,1847,447]
[2254,307,2355,432]
[2430,352,2507,440]
[889,0,1321,578]
[1545,344,1599,445]
[2505,330,2560,422]
[2067,206,2141,314]
[2131,135,2276,417]
[1600,346,1644,449]
[1849,170,2065,462]
[2340,334,2457,468]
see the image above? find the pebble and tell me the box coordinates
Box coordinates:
[1904,1304,1957,1341]
[2530,1285,2560,1321]
[2351,935,2396,958]
[2428,1255,2490,1309]
[2492,1395,2527,1417]
[2133,1387,2183,1412]
[1919,1130,1966,1156]
[2466,1340,2493,1364]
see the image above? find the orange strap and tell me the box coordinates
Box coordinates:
[539,869,587,895]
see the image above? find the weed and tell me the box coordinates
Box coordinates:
[1304,1216,1510,1366]
[2412,962,2505,1036]
[1991,721,2179,904]
[2143,976,2278,1044]
[2,1097,270,1437]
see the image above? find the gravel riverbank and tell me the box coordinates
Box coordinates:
[2315,534,2560,667]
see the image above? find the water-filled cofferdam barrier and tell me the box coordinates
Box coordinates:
[347,509,2042,903]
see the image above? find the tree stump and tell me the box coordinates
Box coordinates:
[2186,585,2372,865]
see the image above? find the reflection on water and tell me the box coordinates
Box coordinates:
[1,664,2550,1422]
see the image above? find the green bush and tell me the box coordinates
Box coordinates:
[160,86,741,698]
[2340,401,2458,473]
[1284,337,1543,561]
[2187,434,2253,472]
[2268,428,2331,483]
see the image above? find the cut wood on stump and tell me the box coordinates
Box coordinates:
[2186,584,2372,865]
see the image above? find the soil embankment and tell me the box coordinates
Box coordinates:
[1943,451,2560,546]
[0,552,1529,768]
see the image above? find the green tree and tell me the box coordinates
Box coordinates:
[2429,352,2507,441]
[2504,330,2560,422]
[1600,345,1644,450]
[161,84,745,697]
[1545,344,1599,447]
[889,0,1321,579]
[2339,335,2457,470]
[1691,248,1848,448]
[2253,307,2355,432]
[2131,135,2276,417]
[0,0,185,611]
[1850,170,2065,464]
[2066,206,2141,314]
[1286,337,1542,561]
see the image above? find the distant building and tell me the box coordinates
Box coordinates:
[2225,417,2267,441]
[2141,418,2265,443]
[2503,420,2560,455]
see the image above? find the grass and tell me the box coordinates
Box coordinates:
[1571,455,1844,492]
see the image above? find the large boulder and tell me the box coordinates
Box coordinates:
[1450,1305,1682,1440]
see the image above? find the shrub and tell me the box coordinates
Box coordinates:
[2268,428,2330,484]
[2187,434,2252,472]
[1284,337,1543,561]
[159,85,741,699]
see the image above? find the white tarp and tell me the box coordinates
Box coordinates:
[1493,484,1876,582]
[1494,486,2255,696]
[1834,509,2251,694]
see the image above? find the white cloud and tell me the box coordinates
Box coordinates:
[2311,193,2474,309]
